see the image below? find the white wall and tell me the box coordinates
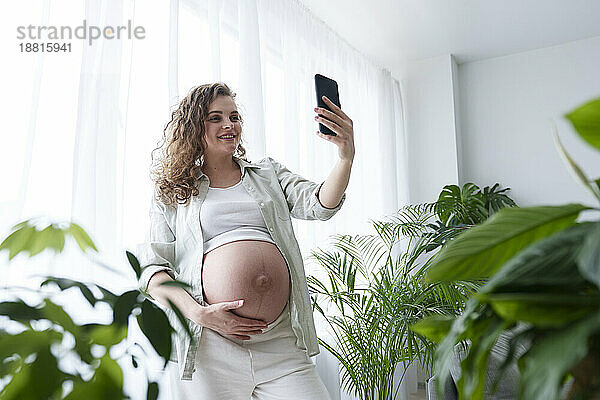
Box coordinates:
[457,35,600,207]
[399,55,461,204]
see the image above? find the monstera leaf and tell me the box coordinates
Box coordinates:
[435,183,488,226]
[481,183,517,215]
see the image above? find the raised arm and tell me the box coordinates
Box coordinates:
[313,95,355,208]
[318,158,352,209]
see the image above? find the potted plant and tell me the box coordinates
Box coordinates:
[307,182,516,400]
[412,97,600,400]
[0,219,191,399]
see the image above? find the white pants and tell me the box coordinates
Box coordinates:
[169,301,332,400]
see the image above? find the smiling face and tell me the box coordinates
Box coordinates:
[202,95,243,157]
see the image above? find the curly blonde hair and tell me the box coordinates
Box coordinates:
[150,83,248,207]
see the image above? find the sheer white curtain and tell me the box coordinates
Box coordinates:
[1,0,411,399]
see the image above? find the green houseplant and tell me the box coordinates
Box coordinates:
[306,182,516,400]
[0,220,192,399]
[411,97,600,400]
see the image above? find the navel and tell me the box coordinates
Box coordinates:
[253,274,272,291]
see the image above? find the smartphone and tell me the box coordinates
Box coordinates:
[314,74,341,136]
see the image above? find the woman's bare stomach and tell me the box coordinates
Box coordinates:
[201,239,290,324]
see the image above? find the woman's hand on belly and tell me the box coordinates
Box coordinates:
[193,299,269,340]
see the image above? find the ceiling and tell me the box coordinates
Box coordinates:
[297,0,600,79]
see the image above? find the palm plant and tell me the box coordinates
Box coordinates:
[306,183,516,400]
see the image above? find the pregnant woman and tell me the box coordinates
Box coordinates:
[138,82,354,399]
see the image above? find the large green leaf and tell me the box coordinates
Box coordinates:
[40,276,99,307]
[481,222,594,294]
[565,97,600,152]
[64,353,125,399]
[0,224,36,260]
[470,223,598,329]
[519,310,600,400]
[147,381,159,400]
[0,301,43,324]
[40,298,79,335]
[0,220,95,260]
[113,290,141,326]
[68,222,98,252]
[0,298,98,366]
[0,346,65,400]
[553,122,600,201]
[136,300,173,366]
[27,225,63,256]
[425,204,589,282]
[577,221,600,288]
[481,293,600,328]
[39,299,97,364]
[0,329,62,362]
[409,315,455,343]
[0,298,84,337]
[87,324,128,347]
[166,299,194,342]
[126,250,141,279]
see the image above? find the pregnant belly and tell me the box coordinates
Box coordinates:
[201,239,291,324]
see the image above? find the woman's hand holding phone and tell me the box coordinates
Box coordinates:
[314,96,355,162]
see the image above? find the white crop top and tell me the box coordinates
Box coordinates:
[200,179,276,254]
